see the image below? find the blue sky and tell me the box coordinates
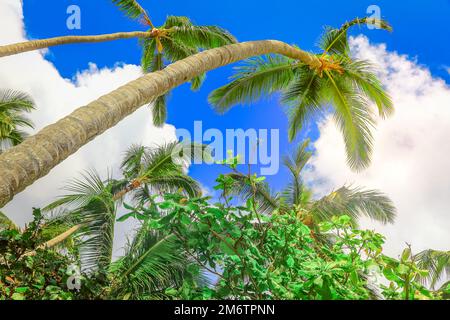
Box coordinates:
[22,0,450,193]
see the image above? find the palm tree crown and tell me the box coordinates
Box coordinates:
[209,17,393,170]
[114,1,237,126]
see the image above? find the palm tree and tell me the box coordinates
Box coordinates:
[226,139,396,227]
[37,142,202,256]
[209,18,393,170]
[37,144,205,298]
[0,1,235,64]
[0,89,35,152]
[0,18,389,209]
[139,15,236,126]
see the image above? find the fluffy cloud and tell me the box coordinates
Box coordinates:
[0,1,177,255]
[306,36,450,257]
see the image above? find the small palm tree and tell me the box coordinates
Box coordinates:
[0,89,35,152]
[226,139,396,227]
[40,142,203,268]
[107,226,201,299]
[209,18,393,170]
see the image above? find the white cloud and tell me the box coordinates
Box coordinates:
[306,36,450,257]
[0,0,177,256]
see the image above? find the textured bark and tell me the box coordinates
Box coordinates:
[0,31,150,58]
[0,40,322,208]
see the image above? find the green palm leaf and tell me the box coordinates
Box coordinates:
[0,211,19,230]
[209,55,296,113]
[151,95,168,127]
[45,170,117,271]
[0,89,35,150]
[282,67,324,141]
[226,172,280,215]
[109,229,186,299]
[341,59,394,118]
[169,25,237,49]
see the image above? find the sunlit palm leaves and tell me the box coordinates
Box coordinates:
[209,17,393,170]
[209,55,297,114]
[319,17,392,56]
[118,142,204,203]
[45,170,117,271]
[111,1,237,126]
[0,89,35,152]
[226,139,396,226]
[311,187,396,226]
[45,143,202,272]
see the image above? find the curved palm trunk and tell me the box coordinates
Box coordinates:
[23,224,81,257]
[0,40,322,208]
[0,31,150,58]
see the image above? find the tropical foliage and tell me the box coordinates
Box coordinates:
[0,89,35,152]
[113,1,236,126]
[224,139,396,227]
[209,18,393,170]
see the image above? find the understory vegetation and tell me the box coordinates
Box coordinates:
[1,149,449,300]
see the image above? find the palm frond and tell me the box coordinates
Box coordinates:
[311,186,396,225]
[109,227,186,299]
[341,59,394,118]
[170,25,237,49]
[209,55,296,114]
[112,0,151,25]
[0,89,35,113]
[282,68,325,141]
[147,174,202,198]
[121,144,146,180]
[45,170,117,271]
[151,95,168,127]
[0,89,35,151]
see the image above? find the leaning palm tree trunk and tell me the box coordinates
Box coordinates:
[0,40,322,208]
[0,31,151,58]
